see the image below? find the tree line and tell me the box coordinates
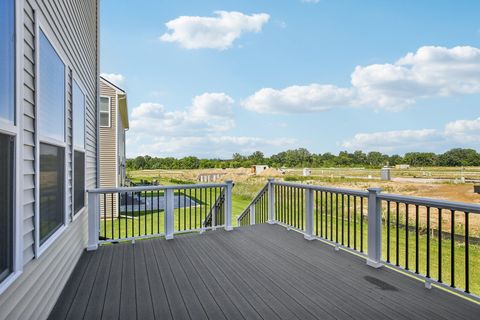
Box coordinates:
[126,148,480,170]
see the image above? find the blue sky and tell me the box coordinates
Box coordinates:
[100,0,480,158]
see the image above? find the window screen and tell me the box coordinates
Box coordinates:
[0,133,13,282]
[39,30,65,141]
[74,151,85,214]
[73,80,85,149]
[100,97,110,127]
[0,0,15,124]
[40,143,65,244]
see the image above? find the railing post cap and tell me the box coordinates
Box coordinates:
[268,178,275,182]
[225,180,233,184]
[367,187,382,194]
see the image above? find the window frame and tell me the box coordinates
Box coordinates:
[0,0,24,295]
[72,76,86,218]
[99,95,111,128]
[34,22,69,257]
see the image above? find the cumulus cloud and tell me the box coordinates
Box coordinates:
[242,84,354,114]
[127,92,295,157]
[160,11,270,50]
[100,73,126,87]
[130,93,235,136]
[243,46,480,113]
[341,117,480,153]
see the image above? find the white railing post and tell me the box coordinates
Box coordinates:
[367,188,382,268]
[268,178,275,224]
[87,191,99,251]
[249,204,255,225]
[304,188,315,240]
[165,188,174,240]
[225,180,233,231]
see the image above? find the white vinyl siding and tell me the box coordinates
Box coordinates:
[0,0,99,319]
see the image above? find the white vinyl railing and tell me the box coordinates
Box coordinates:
[87,181,233,250]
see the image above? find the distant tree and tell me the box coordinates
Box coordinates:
[438,148,480,166]
[404,152,437,167]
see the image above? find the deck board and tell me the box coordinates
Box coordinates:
[49,224,480,320]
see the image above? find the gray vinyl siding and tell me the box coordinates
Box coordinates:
[0,0,98,319]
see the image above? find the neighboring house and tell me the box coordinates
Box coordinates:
[99,77,129,218]
[0,0,99,319]
[100,76,129,189]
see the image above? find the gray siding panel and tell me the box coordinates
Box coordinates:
[0,0,98,319]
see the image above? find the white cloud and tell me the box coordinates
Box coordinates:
[160,11,270,50]
[127,92,296,157]
[130,93,235,136]
[243,46,480,113]
[242,84,354,114]
[444,117,480,143]
[341,117,480,153]
[100,73,126,87]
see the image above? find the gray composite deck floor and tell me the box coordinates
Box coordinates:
[49,224,480,320]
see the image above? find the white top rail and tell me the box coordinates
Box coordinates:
[273,181,369,197]
[87,182,228,194]
[378,193,480,214]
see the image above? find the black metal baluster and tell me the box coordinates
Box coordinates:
[315,191,319,236]
[465,212,469,293]
[426,206,430,279]
[387,201,391,263]
[138,191,141,236]
[330,192,333,241]
[125,192,128,238]
[111,193,114,239]
[320,191,323,238]
[151,191,154,235]
[360,197,364,253]
[157,190,160,234]
[341,194,344,245]
[347,195,350,247]
[415,205,419,274]
[118,193,121,239]
[353,196,357,250]
[103,193,106,239]
[451,209,455,288]
[143,191,148,235]
[189,188,192,230]
[396,202,399,266]
[131,192,134,237]
[336,193,339,243]
[438,208,442,283]
[184,188,188,230]
[405,204,409,270]
[194,188,197,229]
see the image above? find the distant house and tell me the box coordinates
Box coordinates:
[395,164,410,169]
[99,77,129,218]
[100,76,129,188]
[251,165,269,174]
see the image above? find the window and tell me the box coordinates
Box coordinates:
[0,0,15,286]
[39,30,65,142]
[100,96,110,127]
[74,151,85,214]
[0,134,14,283]
[38,29,66,246]
[0,0,15,124]
[39,143,65,244]
[73,80,85,214]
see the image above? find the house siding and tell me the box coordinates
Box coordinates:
[99,80,119,216]
[0,0,98,319]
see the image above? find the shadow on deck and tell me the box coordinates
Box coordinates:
[49,224,480,320]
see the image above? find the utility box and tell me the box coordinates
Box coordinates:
[381,167,391,181]
[474,185,480,194]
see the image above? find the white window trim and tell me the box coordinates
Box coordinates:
[34,21,69,258]
[100,95,111,128]
[0,0,24,295]
[72,77,87,220]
